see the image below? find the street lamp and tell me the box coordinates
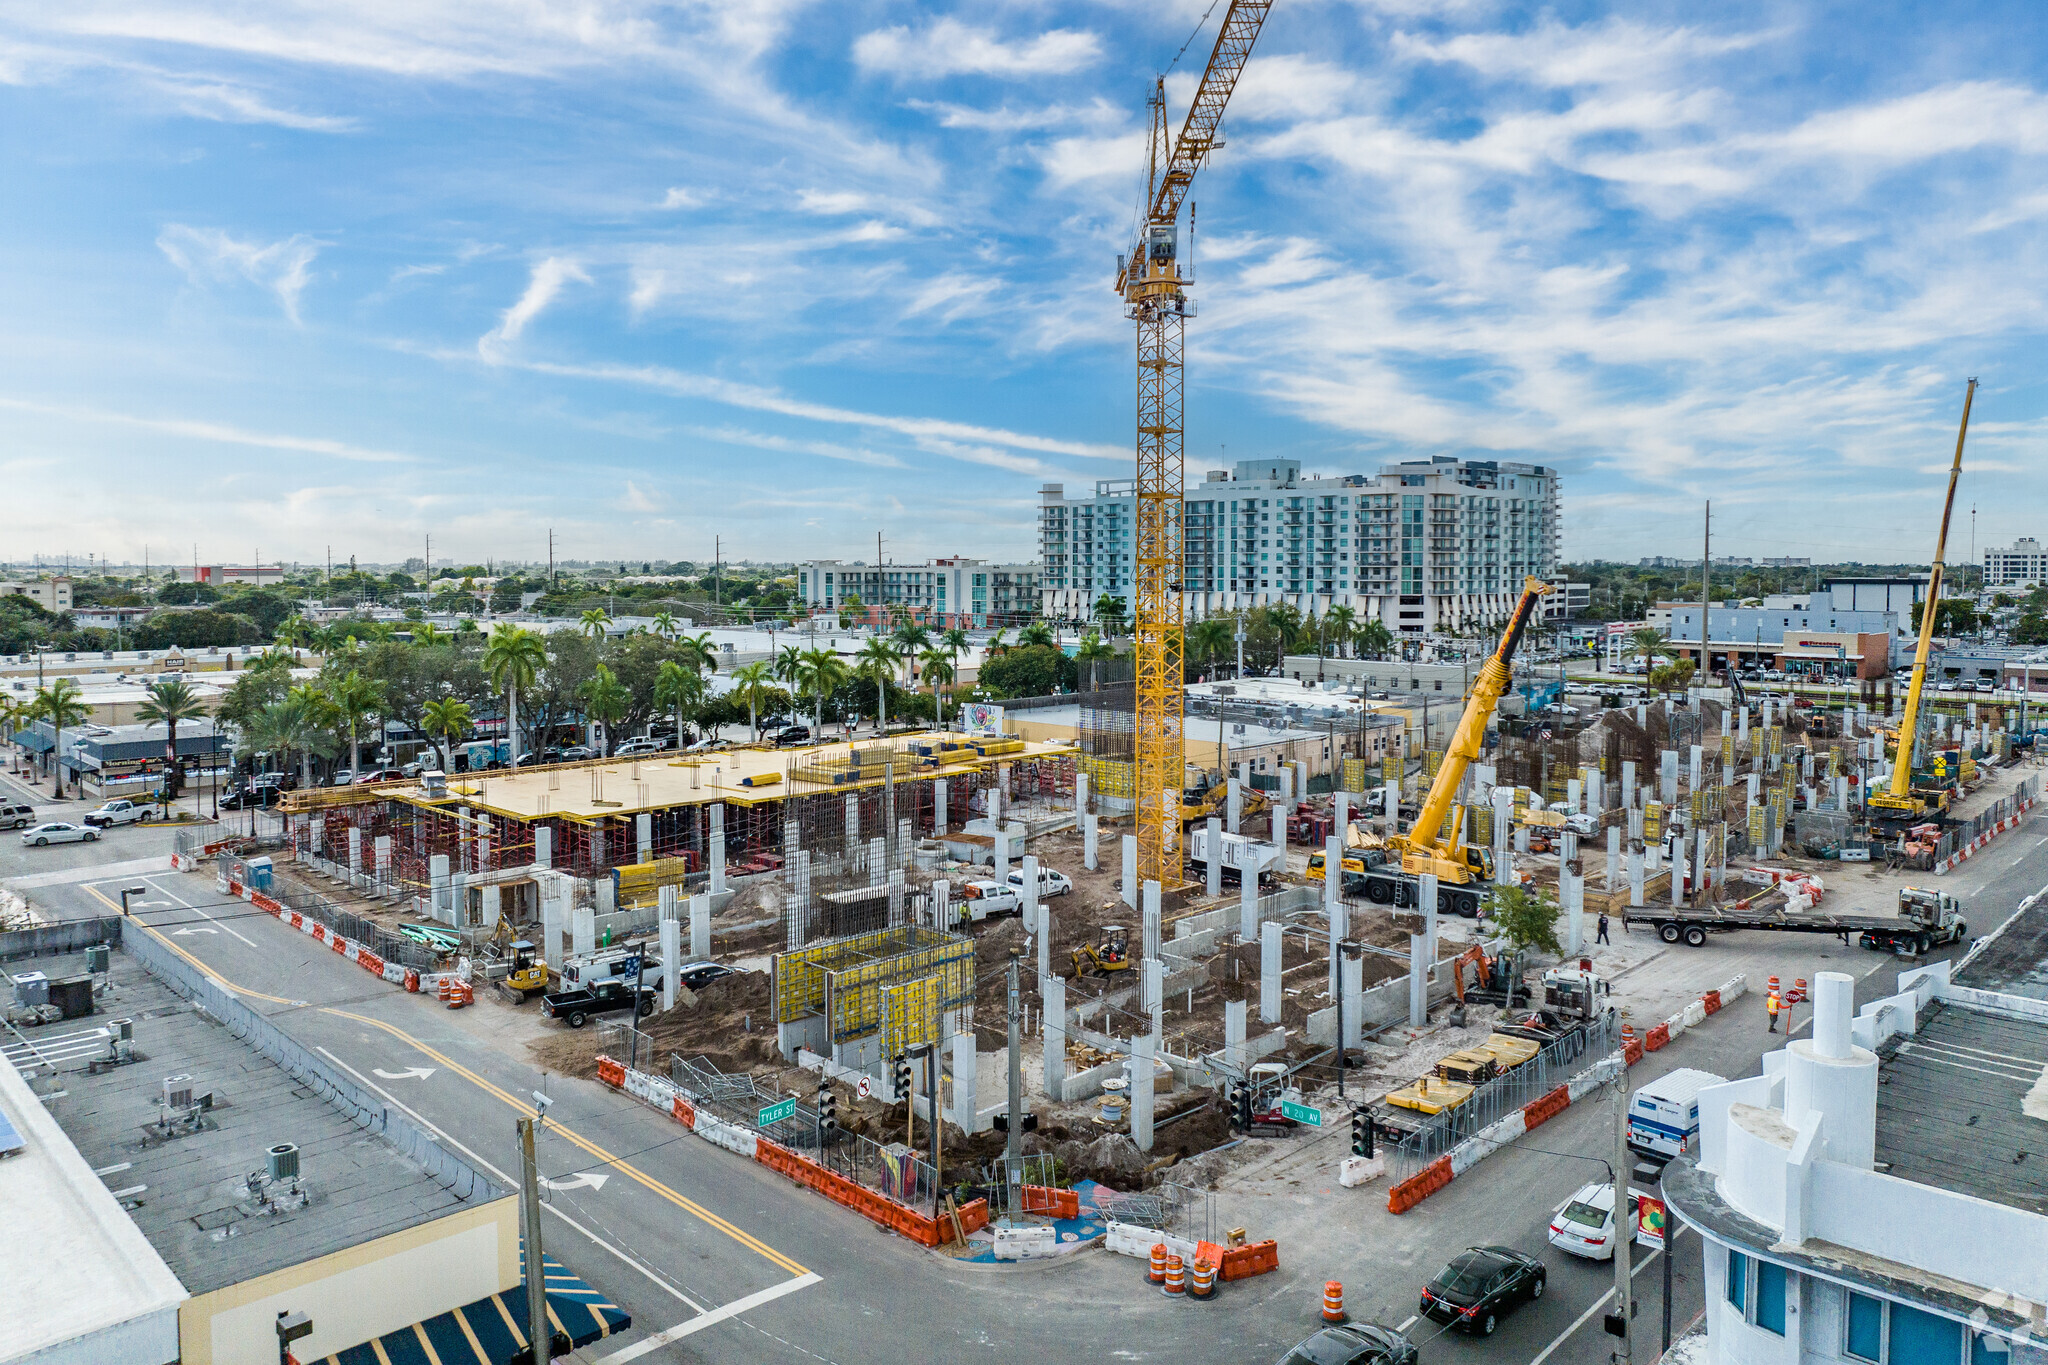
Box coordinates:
[119,886,148,915]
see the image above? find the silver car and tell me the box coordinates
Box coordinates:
[23,821,99,846]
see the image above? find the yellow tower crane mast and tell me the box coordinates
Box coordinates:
[1118,0,1274,891]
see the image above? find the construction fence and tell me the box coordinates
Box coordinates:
[217,852,444,971]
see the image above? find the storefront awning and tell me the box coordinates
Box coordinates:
[314,1255,629,1364]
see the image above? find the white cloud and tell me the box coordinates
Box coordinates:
[155,224,323,323]
[622,480,662,512]
[658,186,698,209]
[906,96,1123,132]
[691,425,905,469]
[478,256,589,358]
[854,19,1101,80]
[154,79,357,130]
[0,395,413,462]
[1395,18,1767,89]
[797,188,869,215]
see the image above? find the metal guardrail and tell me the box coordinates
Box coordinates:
[1385,1011,1621,1182]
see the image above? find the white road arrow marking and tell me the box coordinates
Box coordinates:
[371,1066,437,1081]
[540,1171,611,1193]
[172,926,218,935]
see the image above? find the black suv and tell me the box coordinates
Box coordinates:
[772,725,811,746]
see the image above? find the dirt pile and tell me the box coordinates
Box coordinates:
[521,968,779,1077]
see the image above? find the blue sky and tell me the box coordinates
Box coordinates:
[2,1,2045,571]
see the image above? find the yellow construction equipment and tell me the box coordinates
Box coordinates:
[497,939,549,1003]
[1119,2,1274,894]
[1871,378,1976,824]
[1179,773,1269,829]
[1072,925,1136,980]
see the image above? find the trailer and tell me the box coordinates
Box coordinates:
[1186,826,1283,887]
[1624,885,1967,954]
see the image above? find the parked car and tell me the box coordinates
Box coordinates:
[22,821,99,847]
[614,737,670,757]
[83,799,153,828]
[1548,1182,1641,1261]
[0,803,34,830]
[1936,681,1960,692]
[1275,1324,1418,1365]
[540,979,658,1029]
[772,726,812,747]
[556,745,596,762]
[1418,1246,1546,1335]
[329,768,357,786]
[1005,867,1074,899]
[355,769,407,785]
[686,736,726,753]
[219,786,283,810]
[515,749,563,767]
[675,961,738,992]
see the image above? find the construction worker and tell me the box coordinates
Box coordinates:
[1766,989,1781,1033]
[1596,912,1611,945]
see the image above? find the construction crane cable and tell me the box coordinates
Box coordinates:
[1163,0,1225,75]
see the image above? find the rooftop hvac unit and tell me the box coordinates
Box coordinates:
[163,1075,193,1110]
[268,1142,300,1183]
[85,944,110,975]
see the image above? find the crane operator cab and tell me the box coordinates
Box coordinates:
[1148,222,1176,266]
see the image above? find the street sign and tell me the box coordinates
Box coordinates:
[757,1097,797,1127]
[1280,1099,1323,1127]
[856,1076,873,1100]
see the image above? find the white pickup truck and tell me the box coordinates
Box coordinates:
[83,799,155,829]
[955,880,1023,924]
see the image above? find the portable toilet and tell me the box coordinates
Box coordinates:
[246,855,275,891]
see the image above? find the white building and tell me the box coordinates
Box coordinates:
[0,576,73,612]
[1665,936,2048,1365]
[1985,538,2048,589]
[1542,579,1591,621]
[1038,456,1561,637]
[794,557,1039,627]
[174,564,286,586]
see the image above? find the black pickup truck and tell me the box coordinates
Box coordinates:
[540,979,658,1029]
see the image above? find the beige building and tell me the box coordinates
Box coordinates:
[0,575,72,612]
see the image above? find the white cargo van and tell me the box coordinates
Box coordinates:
[1627,1067,1726,1162]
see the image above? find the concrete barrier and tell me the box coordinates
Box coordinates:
[992,1226,1060,1261]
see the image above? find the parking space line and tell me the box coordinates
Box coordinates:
[90,872,262,949]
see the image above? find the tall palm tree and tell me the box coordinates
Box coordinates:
[1075,631,1115,692]
[134,678,207,799]
[653,660,707,745]
[1356,618,1393,660]
[1018,620,1055,649]
[580,608,611,640]
[677,630,718,674]
[1629,627,1669,668]
[328,671,386,777]
[420,697,472,773]
[891,622,930,686]
[940,626,970,694]
[650,611,681,641]
[410,622,445,648]
[252,691,331,789]
[796,647,850,736]
[31,677,90,800]
[1186,618,1232,677]
[482,624,548,766]
[274,614,313,659]
[580,664,630,756]
[918,648,955,721]
[1324,604,1358,658]
[985,628,1010,655]
[772,645,804,690]
[730,660,774,739]
[454,618,482,647]
[856,637,899,734]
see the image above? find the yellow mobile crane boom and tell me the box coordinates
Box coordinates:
[1871,378,1976,820]
[1119,1,1274,892]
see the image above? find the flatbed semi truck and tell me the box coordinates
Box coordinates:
[1624,886,1967,954]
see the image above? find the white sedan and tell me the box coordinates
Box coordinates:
[1547,1182,1641,1262]
[22,821,100,847]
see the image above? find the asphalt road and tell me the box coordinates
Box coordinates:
[8,800,2045,1364]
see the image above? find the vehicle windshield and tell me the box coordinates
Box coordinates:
[1562,1200,1608,1228]
[1432,1256,1497,1295]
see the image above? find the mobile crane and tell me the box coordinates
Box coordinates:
[1869,379,1975,828]
[1345,576,1554,918]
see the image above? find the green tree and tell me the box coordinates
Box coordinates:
[482,625,548,765]
[1017,620,1054,649]
[1649,658,1697,694]
[1629,627,1669,665]
[976,644,1065,699]
[653,660,706,744]
[771,645,804,690]
[580,663,630,755]
[327,671,387,777]
[420,696,472,773]
[245,691,334,789]
[1186,617,1231,675]
[856,636,900,733]
[273,614,314,657]
[650,611,680,641]
[1355,618,1393,660]
[134,678,207,800]
[1324,604,1358,657]
[580,608,611,640]
[729,660,774,739]
[676,630,718,674]
[31,677,90,799]
[1486,883,1561,958]
[1075,631,1115,691]
[796,647,850,735]
[1092,594,1126,634]
[918,647,955,720]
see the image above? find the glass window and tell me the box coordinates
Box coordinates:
[1726,1251,1748,1313]
[1973,1329,2013,1364]
[1755,1261,1787,1335]
[1890,1305,1962,1365]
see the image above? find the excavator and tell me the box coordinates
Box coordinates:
[1346,576,1554,918]
[1071,925,1135,980]
[1870,379,1975,830]
[1179,770,1270,829]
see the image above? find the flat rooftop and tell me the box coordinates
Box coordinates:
[19,946,472,1294]
[1954,893,2048,1002]
[1873,1003,2048,1216]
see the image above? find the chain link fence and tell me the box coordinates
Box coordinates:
[1934,775,2039,865]
[216,851,443,971]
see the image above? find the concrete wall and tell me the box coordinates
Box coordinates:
[178,1196,521,1365]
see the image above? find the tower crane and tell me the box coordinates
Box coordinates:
[1118,1,1274,891]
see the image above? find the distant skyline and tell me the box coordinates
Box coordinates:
[2,2,2044,568]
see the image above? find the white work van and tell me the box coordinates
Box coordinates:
[1627,1068,1726,1162]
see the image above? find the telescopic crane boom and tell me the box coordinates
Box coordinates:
[1871,378,1976,819]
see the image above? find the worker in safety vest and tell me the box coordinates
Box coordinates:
[1766,990,1781,1033]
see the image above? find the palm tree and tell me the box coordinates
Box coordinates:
[986,628,1009,655]
[420,696,472,773]
[1356,618,1393,660]
[1186,618,1232,677]
[891,622,930,686]
[1629,627,1669,669]
[1075,631,1115,692]
[1324,604,1358,658]
[274,614,313,659]
[796,647,850,736]
[918,648,955,721]
[856,637,899,734]
[580,608,611,640]
[454,618,482,647]
[31,677,90,800]
[580,664,630,755]
[653,660,707,745]
[677,630,718,674]
[650,611,680,641]
[410,622,445,648]
[249,691,331,789]
[940,626,970,694]
[772,645,804,690]
[134,678,207,800]
[328,671,386,777]
[482,624,548,767]
[1018,620,1055,649]
[730,660,774,740]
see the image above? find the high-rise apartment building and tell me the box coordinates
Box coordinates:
[1984,537,2048,588]
[1039,456,1560,636]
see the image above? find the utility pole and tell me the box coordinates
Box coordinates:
[517,1117,551,1365]
[1698,502,1711,685]
[548,529,555,590]
[1610,1076,1635,1363]
[714,536,722,613]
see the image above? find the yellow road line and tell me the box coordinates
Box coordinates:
[89,884,810,1278]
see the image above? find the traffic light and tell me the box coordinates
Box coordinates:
[892,1053,912,1099]
[1352,1108,1375,1158]
[817,1084,837,1133]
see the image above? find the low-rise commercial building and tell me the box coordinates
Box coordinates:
[795,557,1039,627]
[1665,605,1901,676]
[174,564,287,586]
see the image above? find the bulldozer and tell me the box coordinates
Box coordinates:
[497,939,550,1003]
[1071,925,1135,979]
[1179,772,1269,829]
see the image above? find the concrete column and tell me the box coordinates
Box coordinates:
[1084,813,1099,871]
[1834,775,1850,811]
[595,876,614,915]
[1621,759,1639,812]
[1688,745,1703,793]
[534,825,552,870]
[993,827,1011,886]
[1738,706,1749,743]
[707,803,725,894]
[1260,921,1282,1024]
[1142,880,1161,961]
[1636,703,1648,727]
[636,812,652,863]
[1334,790,1350,836]
[951,1031,977,1133]
[1563,865,1584,956]
[1272,801,1286,851]
[929,879,950,930]
[1629,805,1644,841]
[1296,761,1310,799]
[1130,1032,1156,1153]
[1697,826,1713,898]
[1224,999,1248,1074]
[348,827,363,875]
[889,868,906,928]
[1567,778,1582,814]
[1022,853,1040,924]
[1493,787,1514,886]
[1121,835,1138,908]
[1204,817,1222,897]
[844,795,860,855]
[1584,767,1604,816]
[1747,772,1760,804]
[1075,771,1089,817]
[1629,850,1645,908]
[1144,957,1163,1036]
[542,893,566,980]
[1607,825,1621,889]
[1278,765,1293,805]
[1515,825,1531,855]
[1342,952,1364,1051]
[689,892,711,959]
[1041,972,1067,1099]
[374,834,391,882]
[573,905,596,958]
[658,882,679,926]
[659,914,680,1011]
[1408,934,1429,1028]
[1240,861,1258,942]
[1383,781,1400,837]
[429,853,450,921]
[989,777,1003,825]
[934,779,948,835]
[868,836,886,887]
[1661,749,1679,806]
[1226,778,1241,833]
[1324,834,1345,1005]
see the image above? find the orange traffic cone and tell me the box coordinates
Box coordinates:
[1322,1280,1347,1323]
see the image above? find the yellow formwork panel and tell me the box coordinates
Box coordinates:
[881,975,941,1059]
[1079,756,1136,800]
[825,939,973,1044]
